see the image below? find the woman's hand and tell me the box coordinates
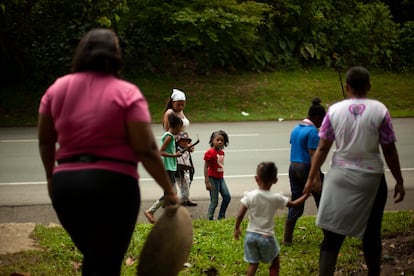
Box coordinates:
[312,177,322,193]
[163,191,179,207]
[303,178,313,195]
[394,182,405,203]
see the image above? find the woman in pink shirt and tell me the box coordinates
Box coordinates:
[37,29,179,276]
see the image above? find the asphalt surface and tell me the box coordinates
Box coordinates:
[1,190,413,225]
[0,119,413,225]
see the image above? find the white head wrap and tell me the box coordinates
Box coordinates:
[171,88,186,101]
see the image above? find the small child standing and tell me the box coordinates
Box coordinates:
[234,162,308,276]
[144,114,183,224]
[175,132,197,206]
[204,130,231,220]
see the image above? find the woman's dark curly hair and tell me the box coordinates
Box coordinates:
[72,28,122,76]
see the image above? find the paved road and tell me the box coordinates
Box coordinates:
[0,119,413,224]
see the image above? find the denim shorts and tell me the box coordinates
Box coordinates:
[244,231,280,263]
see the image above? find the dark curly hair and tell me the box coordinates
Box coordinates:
[167,113,183,130]
[209,130,229,147]
[72,29,122,76]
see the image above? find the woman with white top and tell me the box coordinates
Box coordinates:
[304,66,405,275]
[163,89,197,206]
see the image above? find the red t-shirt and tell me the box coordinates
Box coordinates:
[204,147,225,178]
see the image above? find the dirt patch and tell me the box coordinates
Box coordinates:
[335,231,414,276]
[380,233,414,275]
[0,223,38,254]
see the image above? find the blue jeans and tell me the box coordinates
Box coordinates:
[287,162,324,221]
[207,176,231,220]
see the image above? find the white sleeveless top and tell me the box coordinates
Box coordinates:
[164,109,190,130]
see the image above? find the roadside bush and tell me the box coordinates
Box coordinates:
[394,21,414,70]
[122,0,272,75]
[333,2,400,69]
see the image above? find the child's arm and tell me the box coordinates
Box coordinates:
[204,160,212,190]
[287,193,309,208]
[160,135,182,157]
[234,205,247,240]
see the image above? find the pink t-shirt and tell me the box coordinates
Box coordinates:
[38,72,151,179]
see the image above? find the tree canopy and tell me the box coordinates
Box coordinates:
[1,0,413,85]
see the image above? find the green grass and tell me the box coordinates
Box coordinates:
[134,69,414,123]
[1,69,413,126]
[0,211,412,275]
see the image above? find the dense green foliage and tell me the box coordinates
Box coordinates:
[1,0,413,87]
[122,0,272,75]
[0,211,412,275]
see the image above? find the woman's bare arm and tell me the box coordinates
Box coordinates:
[381,142,405,203]
[37,113,57,198]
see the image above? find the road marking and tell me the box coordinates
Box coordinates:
[1,168,414,186]
[1,139,38,143]
[229,134,260,137]
[1,133,261,143]
[224,148,289,153]
[0,181,46,185]
[193,148,290,153]
[0,174,286,185]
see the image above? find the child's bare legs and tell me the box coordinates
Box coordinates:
[269,255,280,276]
[248,259,280,276]
[144,198,163,224]
[247,263,259,276]
[145,170,176,224]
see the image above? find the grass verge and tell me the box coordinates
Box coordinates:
[0,211,412,275]
[1,69,413,126]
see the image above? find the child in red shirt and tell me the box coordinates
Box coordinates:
[203,130,231,220]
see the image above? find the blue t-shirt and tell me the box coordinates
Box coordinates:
[289,123,319,163]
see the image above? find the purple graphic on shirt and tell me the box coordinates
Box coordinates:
[349,104,366,118]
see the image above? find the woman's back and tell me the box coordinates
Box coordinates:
[39,71,151,178]
[321,98,393,173]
